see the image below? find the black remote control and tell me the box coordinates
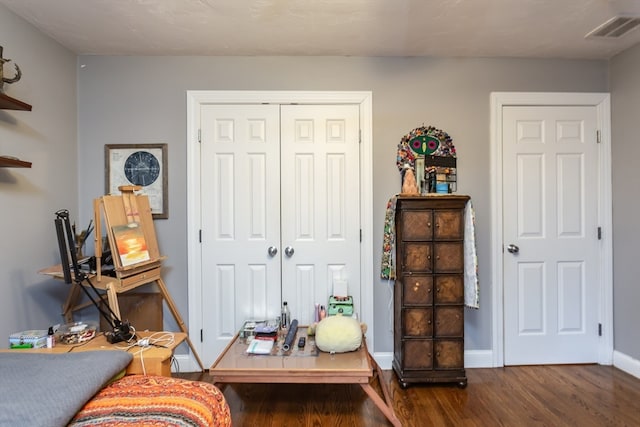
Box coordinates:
[297,337,306,348]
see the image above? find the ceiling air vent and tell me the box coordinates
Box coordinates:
[586,16,640,39]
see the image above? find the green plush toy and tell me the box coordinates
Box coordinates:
[314,315,363,353]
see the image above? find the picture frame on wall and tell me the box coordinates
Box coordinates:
[105,143,168,219]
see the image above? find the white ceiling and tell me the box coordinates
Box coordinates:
[1,0,640,59]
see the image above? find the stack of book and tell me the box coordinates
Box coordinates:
[254,320,278,341]
[240,319,279,340]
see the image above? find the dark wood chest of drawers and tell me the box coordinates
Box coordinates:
[392,195,469,388]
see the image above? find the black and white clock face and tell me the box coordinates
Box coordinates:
[124,151,160,187]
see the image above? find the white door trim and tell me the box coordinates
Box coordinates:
[490,92,613,368]
[185,91,374,370]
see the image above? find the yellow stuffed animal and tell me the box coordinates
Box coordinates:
[314,316,363,353]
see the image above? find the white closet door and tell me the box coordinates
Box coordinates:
[198,103,361,362]
[280,105,361,325]
[502,105,600,365]
[200,104,282,359]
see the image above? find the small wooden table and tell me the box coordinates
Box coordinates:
[7,331,186,377]
[38,264,205,372]
[210,329,401,427]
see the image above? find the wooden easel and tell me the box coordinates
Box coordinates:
[93,185,204,371]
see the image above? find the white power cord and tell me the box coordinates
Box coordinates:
[114,331,176,376]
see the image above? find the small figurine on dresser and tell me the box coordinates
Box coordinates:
[400,164,420,195]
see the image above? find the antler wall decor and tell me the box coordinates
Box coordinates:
[0,46,23,92]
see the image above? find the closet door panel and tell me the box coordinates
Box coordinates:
[280,105,361,324]
[200,104,282,359]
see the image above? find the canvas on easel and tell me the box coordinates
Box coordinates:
[112,222,150,267]
[96,186,162,278]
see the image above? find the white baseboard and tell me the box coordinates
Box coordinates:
[173,351,495,373]
[174,349,639,377]
[613,350,640,379]
[464,350,494,368]
[372,349,495,371]
[373,352,393,370]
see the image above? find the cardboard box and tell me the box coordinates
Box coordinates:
[100,293,163,332]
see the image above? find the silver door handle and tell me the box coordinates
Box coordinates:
[268,246,278,257]
[284,246,295,257]
[507,244,520,254]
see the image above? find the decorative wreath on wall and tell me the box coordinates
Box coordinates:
[396,125,456,172]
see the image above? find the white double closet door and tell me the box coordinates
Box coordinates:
[199,103,361,361]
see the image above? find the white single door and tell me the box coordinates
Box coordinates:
[280,105,361,325]
[200,104,282,359]
[503,105,600,365]
[199,103,361,362]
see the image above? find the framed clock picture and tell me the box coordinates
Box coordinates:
[105,143,168,219]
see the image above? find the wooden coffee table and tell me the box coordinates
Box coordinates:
[210,328,401,426]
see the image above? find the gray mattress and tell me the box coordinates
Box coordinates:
[0,350,133,427]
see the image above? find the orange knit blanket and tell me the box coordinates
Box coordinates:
[69,375,231,427]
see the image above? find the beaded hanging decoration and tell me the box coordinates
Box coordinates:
[396,125,456,172]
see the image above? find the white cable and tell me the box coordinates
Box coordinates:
[128,326,137,342]
[139,348,146,375]
[114,341,137,351]
[145,331,175,348]
[126,344,149,375]
[112,331,176,376]
[111,325,138,350]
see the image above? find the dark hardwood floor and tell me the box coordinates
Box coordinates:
[175,364,640,426]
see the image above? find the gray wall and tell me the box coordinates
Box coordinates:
[0,5,77,341]
[3,3,625,359]
[76,55,608,354]
[610,43,640,361]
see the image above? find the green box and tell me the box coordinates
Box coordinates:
[328,296,353,316]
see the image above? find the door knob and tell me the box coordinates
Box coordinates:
[284,246,295,257]
[267,246,278,257]
[507,244,520,254]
